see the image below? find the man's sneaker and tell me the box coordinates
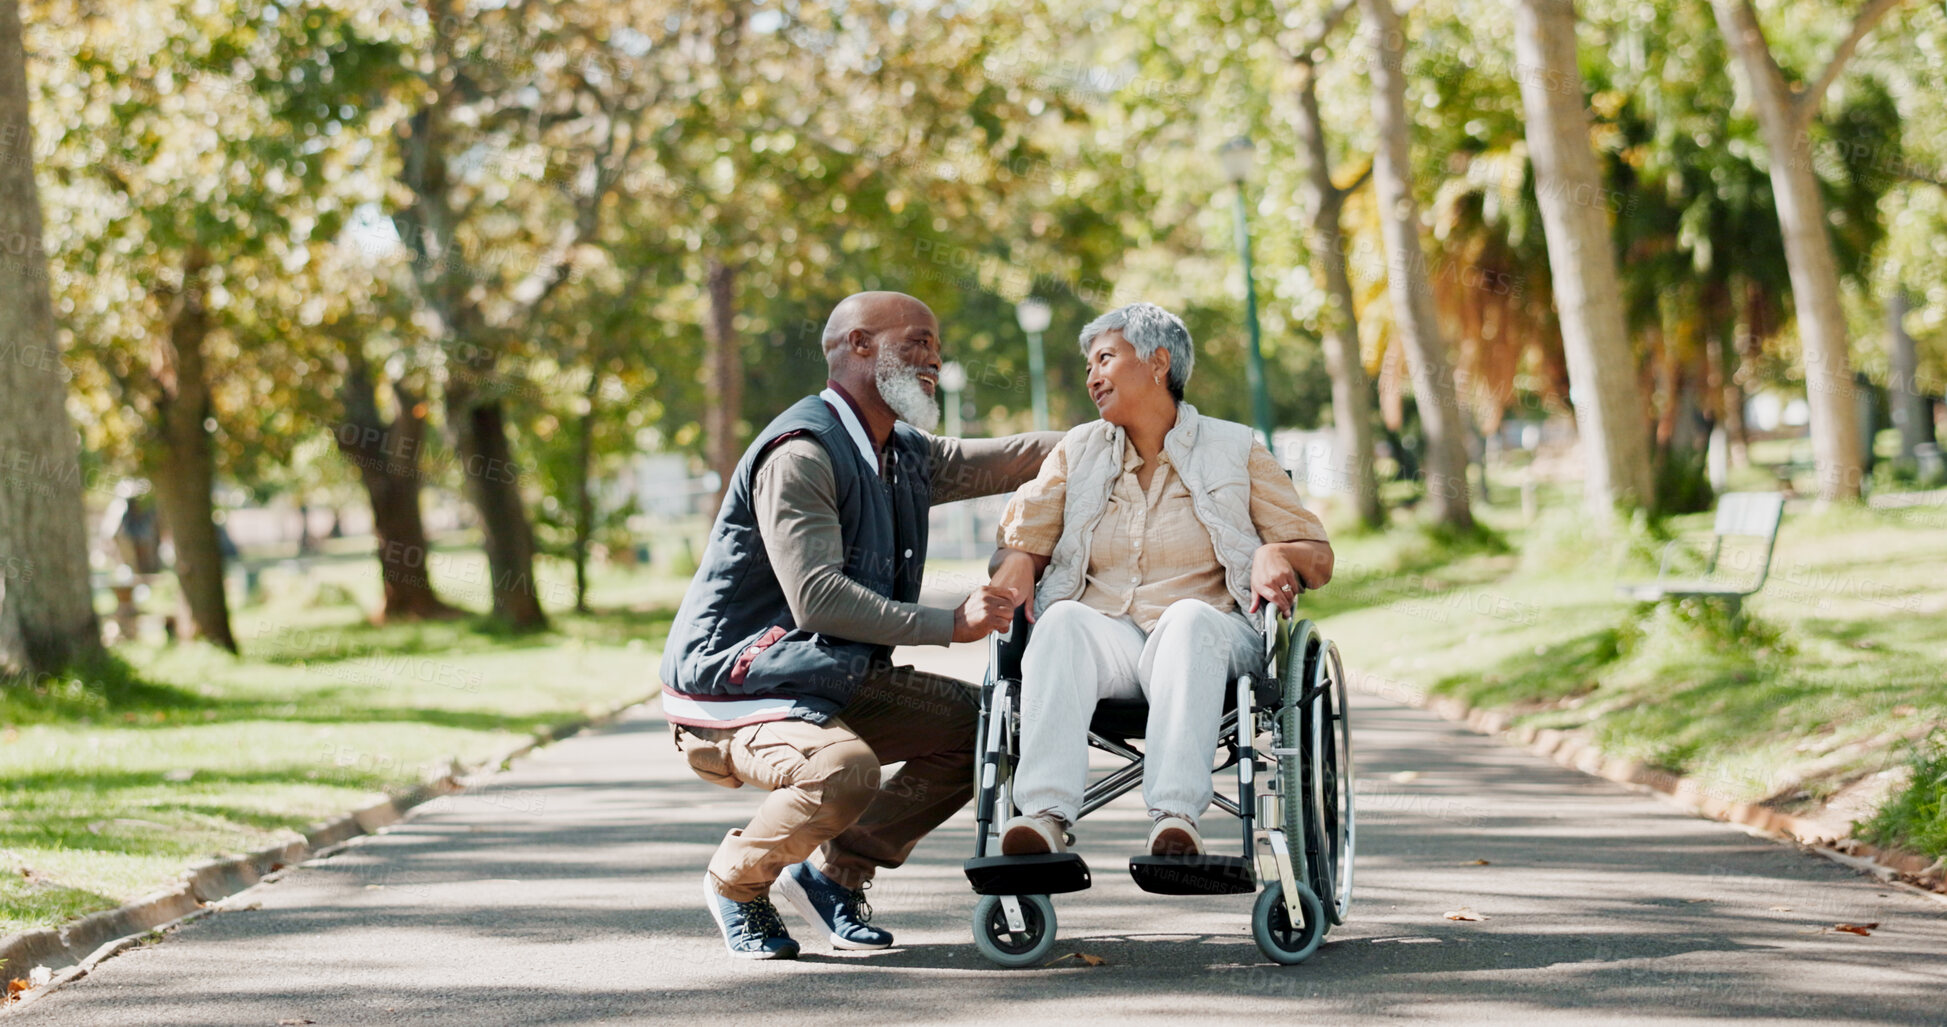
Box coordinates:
[703,874,800,960]
[999,813,1067,855]
[777,861,894,950]
[1148,814,1204,856]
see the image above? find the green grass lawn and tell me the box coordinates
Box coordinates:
[1,548,679,936]
[1311,473,1947,861]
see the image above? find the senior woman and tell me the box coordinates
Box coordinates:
[985,302,1334,858]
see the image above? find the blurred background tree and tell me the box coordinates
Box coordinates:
[9,0,1945,668]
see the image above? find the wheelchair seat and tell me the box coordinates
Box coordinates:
[1087,689,1244,746]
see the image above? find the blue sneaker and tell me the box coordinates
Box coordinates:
[777,861,894,950]
[703,875,799,960]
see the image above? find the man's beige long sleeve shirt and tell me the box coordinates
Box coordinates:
[751,431,1061,647]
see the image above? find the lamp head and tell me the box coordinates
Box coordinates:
[1220,135,1255,185]
[1015,297,1053,334]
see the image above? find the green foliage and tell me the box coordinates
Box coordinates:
[1860,733,1947,860]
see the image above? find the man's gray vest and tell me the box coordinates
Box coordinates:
[658,396,931,724]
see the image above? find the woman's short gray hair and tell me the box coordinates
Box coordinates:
[1077,303,1194,402]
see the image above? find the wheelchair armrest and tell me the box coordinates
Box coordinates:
[992,606,1033,682]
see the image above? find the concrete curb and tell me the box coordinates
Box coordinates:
[1377,685,1946,897]
[1,690,657,1008]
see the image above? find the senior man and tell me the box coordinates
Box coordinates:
[659,291,1060,959]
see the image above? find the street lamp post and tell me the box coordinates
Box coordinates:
[1016,297,1053,432]
[1221,135,1274,452]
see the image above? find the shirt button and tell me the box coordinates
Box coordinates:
[903,548,913,558]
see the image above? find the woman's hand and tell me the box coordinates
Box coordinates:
[1248,544,1304,616]
[987,548,1043,622]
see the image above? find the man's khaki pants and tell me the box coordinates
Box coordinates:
[672,664,978,902]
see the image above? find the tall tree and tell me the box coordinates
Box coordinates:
[384,0,653,629]
[1360,0,1475,529]
[1708,0,1905,501]
[0,0,100,676]
[29,0,372,651]
[1512,0,1655,515]
[1279,0,1382,528]
[332,332,460,622]
[145,249,235,651]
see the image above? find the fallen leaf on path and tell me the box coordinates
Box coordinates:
[1444,907,1487,921]
[1832,923,1879,936]
[276,1019,316,1025]
[6,980,29,1000]
[1462,859,1490,866]
[1044,952,1107,967]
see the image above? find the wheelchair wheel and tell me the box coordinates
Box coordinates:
[1251,881,1325,965]
[971,894,1057,968]
[1274,624,1323,921]
[1316,641,1355,925]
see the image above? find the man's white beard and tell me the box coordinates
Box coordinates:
[874,347,941,433]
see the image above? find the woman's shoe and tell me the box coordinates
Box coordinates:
[1000,814,1067,855]
[1147,814,1203,856]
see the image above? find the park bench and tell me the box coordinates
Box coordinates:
[1615,491,1786,622]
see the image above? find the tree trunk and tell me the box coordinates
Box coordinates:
[1709,0,1900,501]
[1361,0,1474,530]
[1513,0,1655,516]
[148,254,236,652]
[1291,54,1383,529]
[1712,276,1749,467]
[395,16,546,632]
[334,343,460,622]
[0,0,101,676]
[446,371,548,630]
[704,257,743,515]
[1888,289,1929,462]
[573,371,598,614]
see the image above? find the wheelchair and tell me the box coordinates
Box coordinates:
[964,605,1355,967]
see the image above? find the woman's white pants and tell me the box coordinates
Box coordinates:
[1011,598,1262,826]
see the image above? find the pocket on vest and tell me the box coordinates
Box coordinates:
[728,625,790,686]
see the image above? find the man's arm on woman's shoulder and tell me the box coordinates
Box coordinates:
[926,430,1065,505]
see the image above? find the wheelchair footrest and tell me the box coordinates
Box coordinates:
[964,853,1092,895]
[1128,854,1256,895]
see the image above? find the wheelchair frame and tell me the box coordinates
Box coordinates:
[963,606,1355,967]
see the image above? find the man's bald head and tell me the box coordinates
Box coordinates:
[819,291,944,433]
[821,292,938,365]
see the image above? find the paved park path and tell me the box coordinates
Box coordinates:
[13,639,1946,1026]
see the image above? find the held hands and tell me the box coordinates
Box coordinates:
[952,585,1017,642]
[986,549,1039,624]
[953,550,1039,642]
[1248,544,1304,617]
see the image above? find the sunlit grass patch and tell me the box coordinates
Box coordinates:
[1,551,676,934]
[1315,483,1947,860]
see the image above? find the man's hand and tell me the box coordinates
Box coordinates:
[1248,545,1303,617]
[953,585,1016,642]
[986,549,1040,622]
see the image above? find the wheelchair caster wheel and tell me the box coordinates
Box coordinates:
[1252,882,1325,965]
[972,894,1057,968]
